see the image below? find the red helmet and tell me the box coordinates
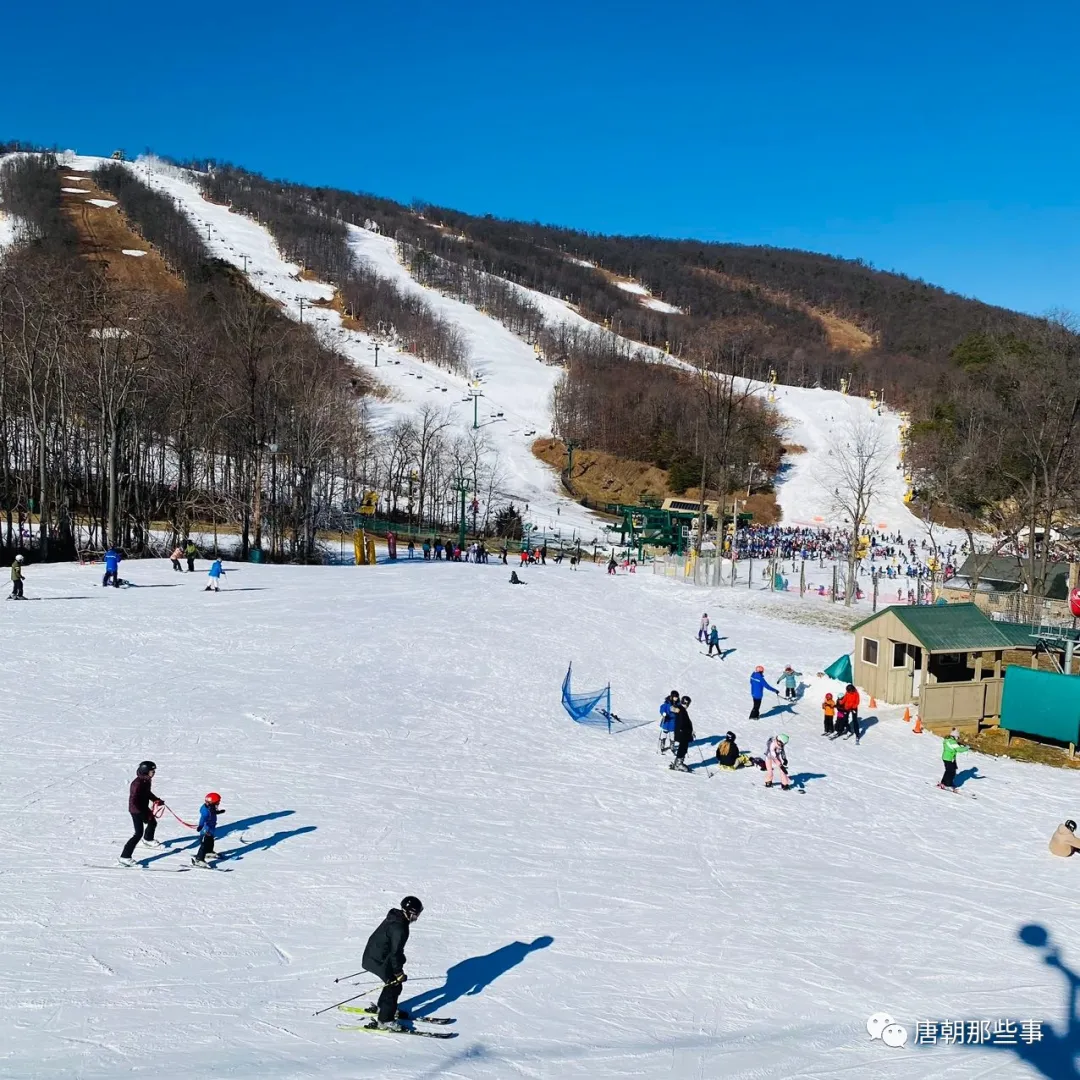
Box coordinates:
[755,666,765,673]
[205,792,221,805]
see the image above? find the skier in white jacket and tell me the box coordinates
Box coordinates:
[698,613,710,643]
[764,733,792,790]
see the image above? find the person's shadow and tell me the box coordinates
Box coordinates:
[961,924,1080,1078]
[953,766,983,789]
[401,936,554,1018]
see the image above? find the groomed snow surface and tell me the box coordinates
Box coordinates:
[2,558,1077,1079]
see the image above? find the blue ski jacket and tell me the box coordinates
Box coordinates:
[104,549,120,573]
[198,804,219,837]
[659,701,676,733]
[208,560,223,579]
[750,671,778,698]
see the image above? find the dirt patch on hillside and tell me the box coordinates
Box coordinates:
[695,267,875,354]
[532,438,780,523]
[59,174,183,293]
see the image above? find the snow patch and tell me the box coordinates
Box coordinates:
[642,296,682,313]
[615,279,648,296]
[61,186,89,193]
[86,198,117,208]
[121,248,147,257]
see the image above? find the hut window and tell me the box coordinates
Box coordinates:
[892,642,908,667]
[862,637,879,666]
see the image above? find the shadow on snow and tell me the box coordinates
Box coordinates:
[401,936,554,1018]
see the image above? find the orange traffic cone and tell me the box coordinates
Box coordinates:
[913,713,923,734]
[902,706,911,723]
[870,696,878,709]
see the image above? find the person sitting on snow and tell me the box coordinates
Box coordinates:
[715,731,750,769]
[1049,819,1080,858]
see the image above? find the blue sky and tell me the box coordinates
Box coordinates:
[4,0,1078,316]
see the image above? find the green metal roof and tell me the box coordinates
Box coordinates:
[851,603,1033,652]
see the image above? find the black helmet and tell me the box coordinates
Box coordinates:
[725,731,736,742]
[137,760,157,776]
[669,690,680,701]
[1067,820,1077,831]
[401,895,424,916]
[681,696,691,706]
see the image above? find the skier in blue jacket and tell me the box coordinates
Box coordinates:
[658,690,680,754]
[192,792,222,867]
[102,547,121,588]
[205,559,224,592]
[749,666,779,719]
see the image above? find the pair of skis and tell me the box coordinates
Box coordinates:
[337,1005,457,1039]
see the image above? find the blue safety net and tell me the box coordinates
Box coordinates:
[561,663,612,730]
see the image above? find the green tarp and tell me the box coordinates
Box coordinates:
[1001,666,1080,744]
[825,654,853,683]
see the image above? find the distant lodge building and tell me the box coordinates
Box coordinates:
[851,603,1079,736]
[940,554,1079,623]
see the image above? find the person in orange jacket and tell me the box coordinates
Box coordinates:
[821,693,836,736]
[839,684,861,743]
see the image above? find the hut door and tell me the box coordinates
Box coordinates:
[907,644,923,699]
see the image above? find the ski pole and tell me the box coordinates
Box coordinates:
[334,969,368,984]
[314,979,399,1017]
[696,742,715,779]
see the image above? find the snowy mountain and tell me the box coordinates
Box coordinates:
[61,153,938,543]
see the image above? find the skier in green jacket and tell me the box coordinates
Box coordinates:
[939,729,970,791]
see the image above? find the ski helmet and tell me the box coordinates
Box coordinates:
[755,665,765,673]
[205,792,221,805]
[681,695,691,706]
[136,760,157,775]
[725,731,736,742]
[1068,820,1077,831]
[401,895,424,916]
[778,733,790,744]
[14,554,23,562]
[669,690,680,700]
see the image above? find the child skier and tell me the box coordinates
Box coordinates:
[822,693,836,735]
[9,554,24,599]
[778,666,802,700]
[939,729,970,791]
[102,546,121,588]
[205,558,224,592]
[698,613,710,642]
[707,625,722,657]
[192,792,222,867]
[169,546,184,572]
[749,666,779,718]
[658,690,679,754]
[764,733,792,789]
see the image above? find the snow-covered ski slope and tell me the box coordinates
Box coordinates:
[61,153,934,539]
[2,557,1078,1079]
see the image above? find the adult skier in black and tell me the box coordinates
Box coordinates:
[669,695,694,772]
[119,761,164,865]
[361,896,424,1030]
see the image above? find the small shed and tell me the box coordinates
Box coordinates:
[850,603,1045,733]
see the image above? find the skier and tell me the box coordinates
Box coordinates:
[658,690,679,754]
[764,733,792,789]
[1049,820,1080,858]
[707,625,722,657]
[102,546,121,588]
[669,695,694,772]
[607,555,617,575]
[184,539,198,572]
[169,545,184,572]
[9,554,24,599]
[778,666,802,701]
[715,730,743,768]
[749,666,779,719]
[192,792,222,868]
[361,896,425,1031]
[119,761,164,865]
[840,684,861,742]
[939,729,970,791]
[698,613,710,643]
[205,558,224,592]
[821,693,836,735]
